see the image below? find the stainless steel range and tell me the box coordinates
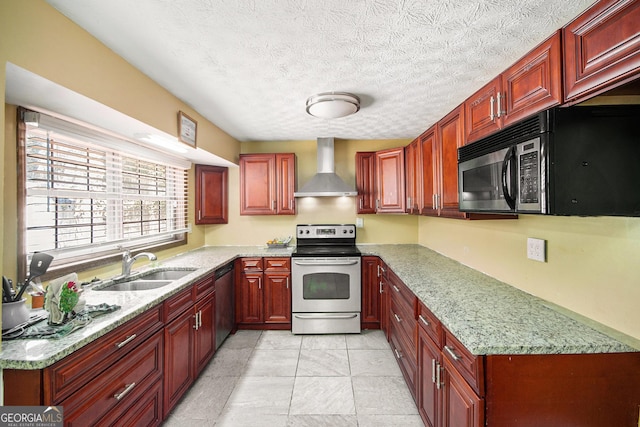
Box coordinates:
[291,224,361,334]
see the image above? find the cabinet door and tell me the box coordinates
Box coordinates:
[239,272,264,323]
[194,293,216,376]
[195,164,228,224]
[563,0,640,102]
[375,147,406,213]
[438,105,466,219]
[442,357,484,427]
[405,139,421,214]
[361,256,381,329]
[276,153,296,215]
[164,309,195,416]
[465,77,502,143]
[355,152,377,214]
[419,126,439,216]
[264,271,291,323]
[240,154,276,215]
[418,327,441,427]
[502,32,562,127]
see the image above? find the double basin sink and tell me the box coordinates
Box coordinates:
[94,268,197,292]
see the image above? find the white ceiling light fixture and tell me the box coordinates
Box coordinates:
[306,92,361,119]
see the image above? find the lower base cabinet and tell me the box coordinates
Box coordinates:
[163,276,216,417]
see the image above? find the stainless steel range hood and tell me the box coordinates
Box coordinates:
[294,137,357,197]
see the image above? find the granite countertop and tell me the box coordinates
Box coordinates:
[358,244,639,355]
[0,243,637,370]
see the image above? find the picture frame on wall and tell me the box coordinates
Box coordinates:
[178,111,197,147]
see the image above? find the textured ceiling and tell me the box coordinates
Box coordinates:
[45,0,595,142]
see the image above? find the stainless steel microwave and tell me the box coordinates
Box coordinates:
[458,105,640,216]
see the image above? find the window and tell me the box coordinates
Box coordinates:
[18,108,189,278]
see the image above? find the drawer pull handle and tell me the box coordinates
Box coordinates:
[392,285,400,293]
[419,315,430,326]
[394,313,402,323]
[444,345,461,361]
[394,348,402,359]
[115,334,137,349]
[114,382,136,401]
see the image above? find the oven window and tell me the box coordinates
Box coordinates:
[302,272,350,300]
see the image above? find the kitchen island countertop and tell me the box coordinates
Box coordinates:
[0,244,637,370]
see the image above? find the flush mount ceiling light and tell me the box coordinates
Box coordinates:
[306,92,361,119]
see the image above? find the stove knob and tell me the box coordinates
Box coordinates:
[343,229,347,234]
[299,230,304,234]
[349,229,354,234]
[306,230,310,234]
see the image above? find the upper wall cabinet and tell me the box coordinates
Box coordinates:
[563,0,640,104]
[404,138,421,215]
[239,153,296,215]
[355,152,377,214]
[195,165,228,224]
[465,32,563,143]
[355,148,406,214]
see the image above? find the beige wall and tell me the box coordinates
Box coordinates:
[204,139,419,246]
[0,1,240,282]
[418,215,640,339]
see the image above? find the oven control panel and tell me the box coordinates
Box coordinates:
[296,224,356,239]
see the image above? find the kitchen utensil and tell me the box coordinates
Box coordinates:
[2,298,30,330]
[2,276,13,303]
[13,253,54,302]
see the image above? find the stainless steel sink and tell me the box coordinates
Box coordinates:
[137,269,195,281]
[97,280,172,291]
[94,268,197,291]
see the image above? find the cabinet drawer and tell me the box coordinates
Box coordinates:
[44,305,163,404]
[241,257,263,271]
[264,257,290,271]
[388,269,416,312]
[163,287,194,323]
[390,323,418,399]
[443,329,484,396]
[60,330,163,426]
[417,301,442,348]
[194,274,214,300]
[390,296,417,352]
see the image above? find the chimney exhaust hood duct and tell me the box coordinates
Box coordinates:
[294,137,357,197]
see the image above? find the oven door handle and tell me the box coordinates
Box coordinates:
[293,260,359,266]
[501,145,517,210]
[294,314,359,319]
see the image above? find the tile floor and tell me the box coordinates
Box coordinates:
[164,330,423,426]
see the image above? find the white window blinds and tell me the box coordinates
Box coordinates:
[24,111,189,262]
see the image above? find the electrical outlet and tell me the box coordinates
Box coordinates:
[356,218,364,228]
[527,238,546,262]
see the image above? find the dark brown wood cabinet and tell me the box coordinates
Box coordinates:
[239,153,296,215]
[163,274,216,417]
[466,32,562,144]
[356,148,406,214]
[563,0,640,103]
[388,268,418,400]
[376,147,406,213]
[361,256,382,329]
[236,257,291,328]
[442,356,484,427]
[3,306,165,427]
[404,138,421,214]
[437,105,466,219]
[355,151,377,214]
[195,164,228,224]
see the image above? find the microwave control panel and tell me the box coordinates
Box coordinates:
[519,143,539,204]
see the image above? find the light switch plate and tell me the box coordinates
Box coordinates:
[527,237,546,262]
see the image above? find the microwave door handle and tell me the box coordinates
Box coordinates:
[501,146,516,210]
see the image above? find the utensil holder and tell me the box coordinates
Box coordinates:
[2,299,30,330]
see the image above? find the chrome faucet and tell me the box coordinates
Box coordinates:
[121,250,157,277]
